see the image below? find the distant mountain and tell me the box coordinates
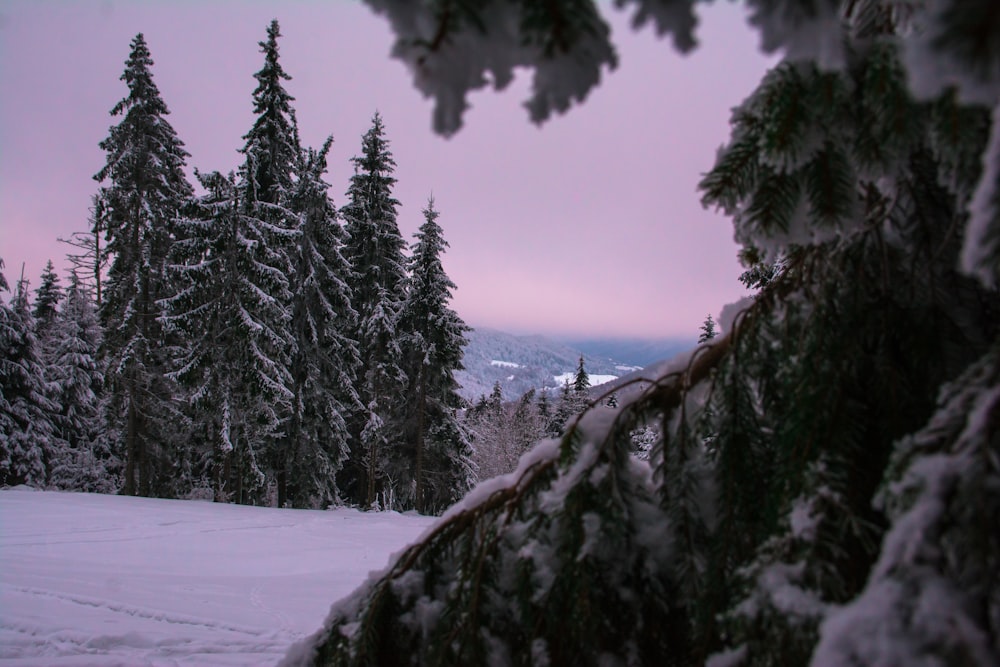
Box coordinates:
[455,329,692,403]
[557,337,693,368]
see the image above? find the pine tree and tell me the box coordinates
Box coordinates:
[48,271,113,492]
[32,260,62,336]
[283,137,360,509]
[240,19,300,212]
[340,112,409,508]
[163,168,292,504]
[95,33,192,497]
[549,378,575,438]
[32,261,68,475]
[698,314,717,343]
[235,19,301,503]
[573,354,590,395]
[0,269,58,487]
[398,197,473,512]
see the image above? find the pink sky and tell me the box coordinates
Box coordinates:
[0,1,775,339]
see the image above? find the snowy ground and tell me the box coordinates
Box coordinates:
[0,488,436,666]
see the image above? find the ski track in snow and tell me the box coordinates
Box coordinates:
[0,488,436,666]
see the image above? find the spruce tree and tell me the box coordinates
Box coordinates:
[340,112,409,508]
[32,260,62,336]
[0,270,58,487]
[48,271,112,492]
[537,387,552,422]
[398,197,473,512]
[163,167,291,504]
[32,261,68,474]
[95,33,192,497]
[241,19,300,211]
[698,314,717,343]
[234,18,301,503]
[572,354,590,395]
[283,138,360,509]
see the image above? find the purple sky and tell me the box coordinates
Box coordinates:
[0,1,775,339]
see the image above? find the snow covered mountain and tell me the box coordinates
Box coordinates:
[455,328,690,402]
[559,337,692,368]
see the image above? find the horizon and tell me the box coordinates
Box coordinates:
[0,1,775,339]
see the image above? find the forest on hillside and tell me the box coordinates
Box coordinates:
[2,22,484,515]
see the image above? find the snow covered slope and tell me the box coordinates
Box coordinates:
[0,488,435,666]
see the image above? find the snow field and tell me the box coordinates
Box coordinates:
[0,488,436,666]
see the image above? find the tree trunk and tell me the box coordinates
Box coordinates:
[415,372,426,513]
[277,465,287,509]
[366,440,378,509]
[123,388,138,496]
[236,444,244,505]
[215,441,231,504]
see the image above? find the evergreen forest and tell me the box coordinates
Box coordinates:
[1,21,476,515]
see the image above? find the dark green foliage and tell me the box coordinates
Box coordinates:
[572,355,590,394]
[241,19,300,210]
[370,0,618,134]
[927,0,1000,86]
[813,343,1000,666]
[927,90,991,203]
[235,19,302,504]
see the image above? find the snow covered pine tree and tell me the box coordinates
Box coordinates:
[340,112,410,509]
[164,20,301,504]
[277,1,1000,665]
[398,198,474,513]
[0,264,58,488]
[284,137,360,509]
[95,33,192,497]
[46,271,112,492]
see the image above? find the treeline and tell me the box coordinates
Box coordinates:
[1,21,473,514]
